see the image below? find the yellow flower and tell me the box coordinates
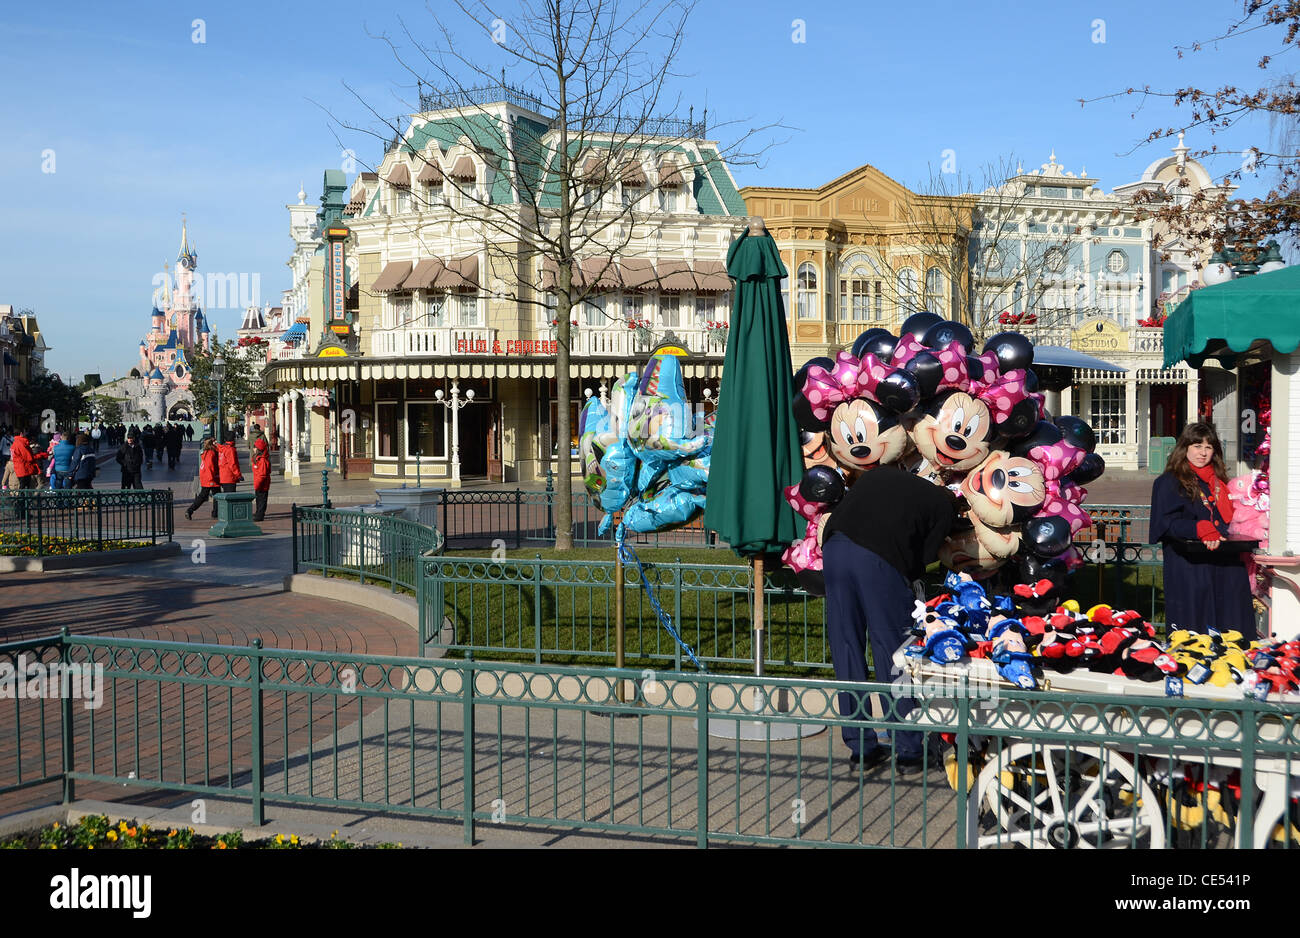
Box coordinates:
[106,830,117,841]
[51,822,60,830]
[275,834,284,845]
[118,821,127,832]
[289,835,299,845]
[331,830,337,839]
[168,829,177,838]
[216,841,228,850]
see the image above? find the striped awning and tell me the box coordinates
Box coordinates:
[371,260,414,293]
[279,322,307,343]
[658,158,683,187]
[619,258,658,291]
[620,160,647,187]
[262,357,722,387]
[435,255,479,290]
[416,161,444,185]
[405,258,447,290]
[448,156,476,182]
[385,162,411,188]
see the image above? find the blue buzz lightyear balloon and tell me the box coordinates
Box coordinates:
[581,351,714,538]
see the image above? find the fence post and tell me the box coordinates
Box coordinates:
[515,489,522,550]
[463,659,476,845]
[441,491,449,545]
[291,505,299,575]
[545,470,554,541]
[1238,706,1258,849]
[96,493,103,554]
[417,554,427,654]
[955,691,971,849]
[696,674,709,848]
[323,509,332,579]
[36,492,44,557]
[249,638,265,826]
[674,557,683,672]
[60,626,75,805]
[533,557,544,665]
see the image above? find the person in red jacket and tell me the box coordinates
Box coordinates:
[251,436,271,521]
[217,433,243,492]
[9,432,39,488]
[185,437,220,520]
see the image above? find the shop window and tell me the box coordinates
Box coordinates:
[583,294,607,327]
[897,268,918,314]
[375,402,398,458]
[406,402,447,458]
[660,295,679,328]
[1089,385,1126,445]
[423,294,446,328]
[456,293,480,327]
[796,263,819,320]
[625,293,643,324]
[925,267,945,314]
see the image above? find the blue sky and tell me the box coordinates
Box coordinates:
[0,0,1287,381]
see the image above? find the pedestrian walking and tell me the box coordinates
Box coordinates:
[185,437,220,520]
[70,433,97,490]
[1150,422,1256,639]
[185,424,193,441]
[0,426,12,476]
[117,429,145,489]
[91,424,102,453]
[9,430,39,489]
[166,423,183,469]
[50,432,76,490]
[140,424,155,470]
[153,423,165,464]
[251,436,271,521]
[217,432,243,493]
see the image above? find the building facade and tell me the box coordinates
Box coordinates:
[264,89,747,484]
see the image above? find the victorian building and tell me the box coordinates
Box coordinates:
[263,86,745,484]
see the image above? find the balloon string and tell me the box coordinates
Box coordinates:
[616,527,707,671]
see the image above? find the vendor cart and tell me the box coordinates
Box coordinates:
[893,641,1300,849]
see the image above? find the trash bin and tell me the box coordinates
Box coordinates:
[1148,436,1175,475]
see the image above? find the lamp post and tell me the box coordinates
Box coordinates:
[212,356,226,440]
[434,381,475,485]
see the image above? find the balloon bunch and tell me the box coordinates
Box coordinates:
[579,351,713,539]
[782,311,1107,607]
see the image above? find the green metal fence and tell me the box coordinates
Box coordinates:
[416,554,1167,672]
[2,631,1295,848]
[0,489,173,555]
[292,505,444,594]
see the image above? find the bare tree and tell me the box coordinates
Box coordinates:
[835,158,1101,348]
[1081,2,1300,259]
[325,0,781,549]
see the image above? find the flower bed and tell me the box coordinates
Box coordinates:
[0,815,403,850]
[0,533,149,557]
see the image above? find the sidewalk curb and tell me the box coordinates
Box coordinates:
[282,573,443,653]
[0,540,182,573]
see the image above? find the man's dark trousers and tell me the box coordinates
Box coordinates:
[822,532,921,760]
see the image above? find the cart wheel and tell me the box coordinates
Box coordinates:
[970,742,1165,849]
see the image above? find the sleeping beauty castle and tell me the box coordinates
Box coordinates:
[130,220,212,422]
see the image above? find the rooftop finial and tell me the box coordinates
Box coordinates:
[1049,149,1057,165]
[298,182,306,204]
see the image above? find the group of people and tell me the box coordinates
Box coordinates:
[184,432,271,522]
[0,427,100,490]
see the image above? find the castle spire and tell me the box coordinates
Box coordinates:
[178,214,190,262]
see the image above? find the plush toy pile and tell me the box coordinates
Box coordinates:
[579,351,713,539]
[783,312,1104,609]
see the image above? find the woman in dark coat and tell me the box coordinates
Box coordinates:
[69,433,97,489]
[1149,422,1255,638]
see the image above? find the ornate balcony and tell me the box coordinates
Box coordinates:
[370,326,498,357]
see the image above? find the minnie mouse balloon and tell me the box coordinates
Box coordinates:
[982,331,1035,373]
[850,329,891,361]
[900,311,945,341]
[1054,415,1097,453]
[921,320,974,353]
[1070,452,1106,485]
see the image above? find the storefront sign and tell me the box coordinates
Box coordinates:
[317,347,347,358]
[1073,318,1128,354]
[325,227,349,326]
[457,339,559,355]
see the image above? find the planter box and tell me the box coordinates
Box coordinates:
[343,457,372,479]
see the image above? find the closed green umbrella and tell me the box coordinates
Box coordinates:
[703,219,804,679]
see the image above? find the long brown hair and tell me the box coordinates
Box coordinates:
[1165,421,1229,499]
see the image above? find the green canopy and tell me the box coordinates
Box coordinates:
[1163,264,1300,369]
[702,231,804,556]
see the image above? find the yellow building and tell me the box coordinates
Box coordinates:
[742,165,973,364]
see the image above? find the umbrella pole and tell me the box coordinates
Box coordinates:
[753,555,764,679]
[615,521,626,703]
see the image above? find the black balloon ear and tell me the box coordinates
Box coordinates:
[796,569,826,596]
[1023,369,1039,394]
[983,331,1035,373]
[900,312,944,341]
[851,328,891,360]
[904,351,943,399]
[1018,553,1068,590]
[921,320,974,352]
[999,398,1040,439]
[858,332,899,364]
[793,393,829,432]
[1069,452,1106,485]
[799,465,845,505]
[965,355,986,384]
[1010,420,1064,457]
[1022,517,1072,558]
[874,370,921,414]
[1054,415,1097,453]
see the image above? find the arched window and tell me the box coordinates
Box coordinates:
[796,263,819,320]
[925,267,945,314]
[897,268,918,314]
[840,255,883,322]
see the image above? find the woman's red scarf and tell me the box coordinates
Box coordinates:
[1192,462,1233,524]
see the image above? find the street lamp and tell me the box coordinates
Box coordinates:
[433,381,475,485]
[212,355,226,440]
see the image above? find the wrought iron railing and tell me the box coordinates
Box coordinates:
[0,489,173,555]
[292,505,444,594]
[3,631,1294,848]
